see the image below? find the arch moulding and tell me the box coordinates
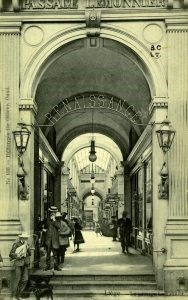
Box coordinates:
[20,24,167,100]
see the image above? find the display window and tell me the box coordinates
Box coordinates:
[131,157,152,255]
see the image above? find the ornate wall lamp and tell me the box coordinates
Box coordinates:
[13,123,31,200]
[156,118,175,199]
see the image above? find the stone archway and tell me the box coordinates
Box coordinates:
[18,24,168,283]
[20,25,167,100]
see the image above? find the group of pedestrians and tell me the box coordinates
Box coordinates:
[8,206,85,299]
[8,209,131,299]
[43,206,85,271]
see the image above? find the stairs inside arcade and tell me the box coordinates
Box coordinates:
[31,231,164,296]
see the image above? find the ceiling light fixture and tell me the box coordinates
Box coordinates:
[89,108,97,162]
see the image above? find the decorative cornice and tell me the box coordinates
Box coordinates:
[19,98,38,115]
[149,97,168,114]
[166,18,188,32]
[0,22,21,34]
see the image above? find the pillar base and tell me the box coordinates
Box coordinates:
[0,219,21,267]
[164,219,188,294]
[0,269,14,297]
[164,267,188,295]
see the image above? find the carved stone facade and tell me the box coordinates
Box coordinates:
[0,1,188,295]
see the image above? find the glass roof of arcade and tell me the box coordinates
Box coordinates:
[74,147,111,172]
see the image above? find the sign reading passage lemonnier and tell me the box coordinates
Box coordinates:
[21,0,167,10]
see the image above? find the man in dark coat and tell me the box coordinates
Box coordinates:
[44,206,61,271]
[117,211,132,254]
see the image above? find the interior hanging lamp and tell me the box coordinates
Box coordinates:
[91,184,95,195]
[90,163,95,184]
[89,109,97,162]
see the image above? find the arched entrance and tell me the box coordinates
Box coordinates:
[18,28,168,289]
[1,4,187,295]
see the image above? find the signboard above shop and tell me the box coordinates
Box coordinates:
[20,0,167,10]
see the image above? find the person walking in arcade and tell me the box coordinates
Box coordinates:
[73,218,85,252]
[117,211,132,254]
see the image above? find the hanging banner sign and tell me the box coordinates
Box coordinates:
[21,0,167,10]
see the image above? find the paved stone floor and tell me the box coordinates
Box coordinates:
[36,230,153,275]
[1,231,186,299]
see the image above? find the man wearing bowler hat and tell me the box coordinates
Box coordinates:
[9,232,31,300]
[45,206,61,271]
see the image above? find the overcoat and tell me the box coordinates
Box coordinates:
[45,218,60,249]
[117,217,132,246]
[59,220,71,247]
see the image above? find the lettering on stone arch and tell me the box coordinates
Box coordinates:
[44,93,146,126]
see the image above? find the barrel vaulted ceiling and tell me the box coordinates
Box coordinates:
[35,38,151,158]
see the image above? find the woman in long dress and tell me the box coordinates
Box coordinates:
[73,218,85,252]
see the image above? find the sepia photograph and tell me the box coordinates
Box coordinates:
[0,0,188,299]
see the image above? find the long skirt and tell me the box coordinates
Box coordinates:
[74,230,85,244]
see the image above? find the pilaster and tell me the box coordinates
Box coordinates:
[119,162,130,217]
[61,163,70,213]
[18,98,38,234]
[166,21,188,219]
[0,24,22,267]
[150,98,169,289]
[163,20,188,294]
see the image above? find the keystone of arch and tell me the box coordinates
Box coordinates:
[20,24,167,100]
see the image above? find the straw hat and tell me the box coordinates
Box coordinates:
[55,212,62,218]
[48,206,58,213]
[18,232,30,238]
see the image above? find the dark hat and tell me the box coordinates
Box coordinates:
[48,206,58,213]
[61,212,68,216]
[122,211,128,216]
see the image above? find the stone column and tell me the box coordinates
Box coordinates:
[149,98,169,289]
[61,163,69,213]
[18,98,38,235]
[116,163,126,218]
[164,21,188,294]
[0,24,22,268]
[54,163,62,211]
